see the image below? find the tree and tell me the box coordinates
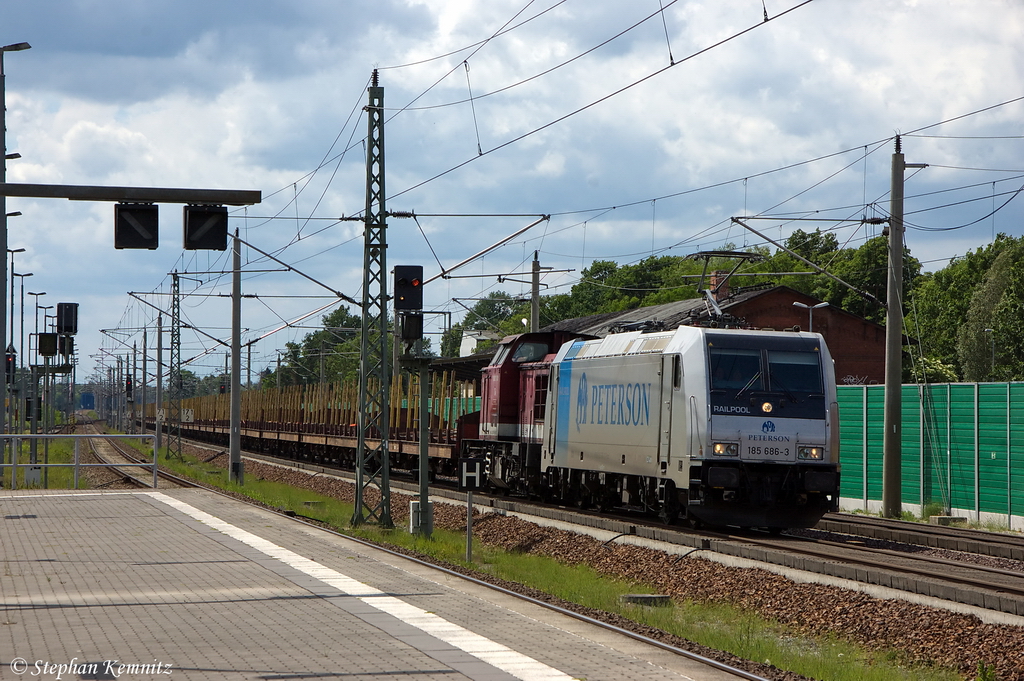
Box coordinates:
[989,246,1024,380]
[440,322,464,358]
[787,228,839,261]
[908,234,1021,378]
[956,246,1016,381]
[764,229,842,297]
[821,236,919,324]
[565,260,619,316]
[271,306,363,386]
[906,351,959,384]
[167,368,199,400]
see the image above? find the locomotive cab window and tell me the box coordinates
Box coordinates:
[768,350,823,394]
[492,345,512,366]
[512,342,549,363]
[710,348,763,392]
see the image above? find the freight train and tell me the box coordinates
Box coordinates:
[461,325,840,529]
[166,324,840,530]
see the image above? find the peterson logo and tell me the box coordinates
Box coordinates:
[575,372,651,429]
[748,421,791,442]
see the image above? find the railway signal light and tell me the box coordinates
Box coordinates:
[394,265,423,310]
[125,377,133,401]
[5,346,14,384]
[115,203,159,249]
[183,205,228,250]
[38,333,58,358]
[57,302,79,335]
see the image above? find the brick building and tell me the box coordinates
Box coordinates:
[542,282,886,385]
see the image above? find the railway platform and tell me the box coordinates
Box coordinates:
[0,488,744,681]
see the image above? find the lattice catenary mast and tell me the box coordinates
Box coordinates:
[352,70,393,527]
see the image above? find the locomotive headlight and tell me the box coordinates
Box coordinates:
[798,446,823,460]
[713,442,739,457]
[761,401,773,413]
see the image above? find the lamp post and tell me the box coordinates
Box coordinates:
[28,292,44,368]
[792,301,829,334]
[2,41,32,440]
[16,274,31,370]
[8,248,24,347]
[12,271,31,432]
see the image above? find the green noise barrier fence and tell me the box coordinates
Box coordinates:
[837,382,1024,529]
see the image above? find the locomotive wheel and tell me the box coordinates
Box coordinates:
[659,503,680,525]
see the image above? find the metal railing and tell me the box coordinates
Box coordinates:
[0,434,158,490]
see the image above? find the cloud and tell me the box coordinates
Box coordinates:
[3,0,1023,378]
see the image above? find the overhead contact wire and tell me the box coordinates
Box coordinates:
[390,0,818,201]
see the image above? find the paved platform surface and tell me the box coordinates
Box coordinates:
[0,489,742,680]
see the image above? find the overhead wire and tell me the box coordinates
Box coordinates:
[377,0,570,70]
[380,0,545,124]
[382,0,685,113]
[388,0,818,202]
[112,11,1024,372]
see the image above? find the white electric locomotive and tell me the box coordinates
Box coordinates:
[541,325,840,529]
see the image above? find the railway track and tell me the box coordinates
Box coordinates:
[816,512,1024,560]
[76,424,773,681]
[198,438,1024,619]
[78,423,193,489]
[111,427,1024,677]
[722,529,1024,603]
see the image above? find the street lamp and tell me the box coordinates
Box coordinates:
[2,40,32,437]
[792,301,829,334]
[12,273,31,432]
[14,272,31,365]
[5,248,22,433]
[9,248,25,351]
[28,292,45,367]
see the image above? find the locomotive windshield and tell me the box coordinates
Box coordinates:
[512,342,549,363]
[710,348,763,391]
[707,337,826,419]
[768,350,823,394]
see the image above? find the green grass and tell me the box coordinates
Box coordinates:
[2,436,84,489]
[865,503,1017,535]
[109,447,966,681]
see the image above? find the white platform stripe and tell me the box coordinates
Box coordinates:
[148,492,574,681]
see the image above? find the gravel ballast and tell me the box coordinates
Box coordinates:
[192,451,1024,681]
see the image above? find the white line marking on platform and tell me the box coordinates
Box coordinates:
[148,492,574,681]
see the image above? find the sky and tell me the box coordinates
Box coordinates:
[3,0,1023,383]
